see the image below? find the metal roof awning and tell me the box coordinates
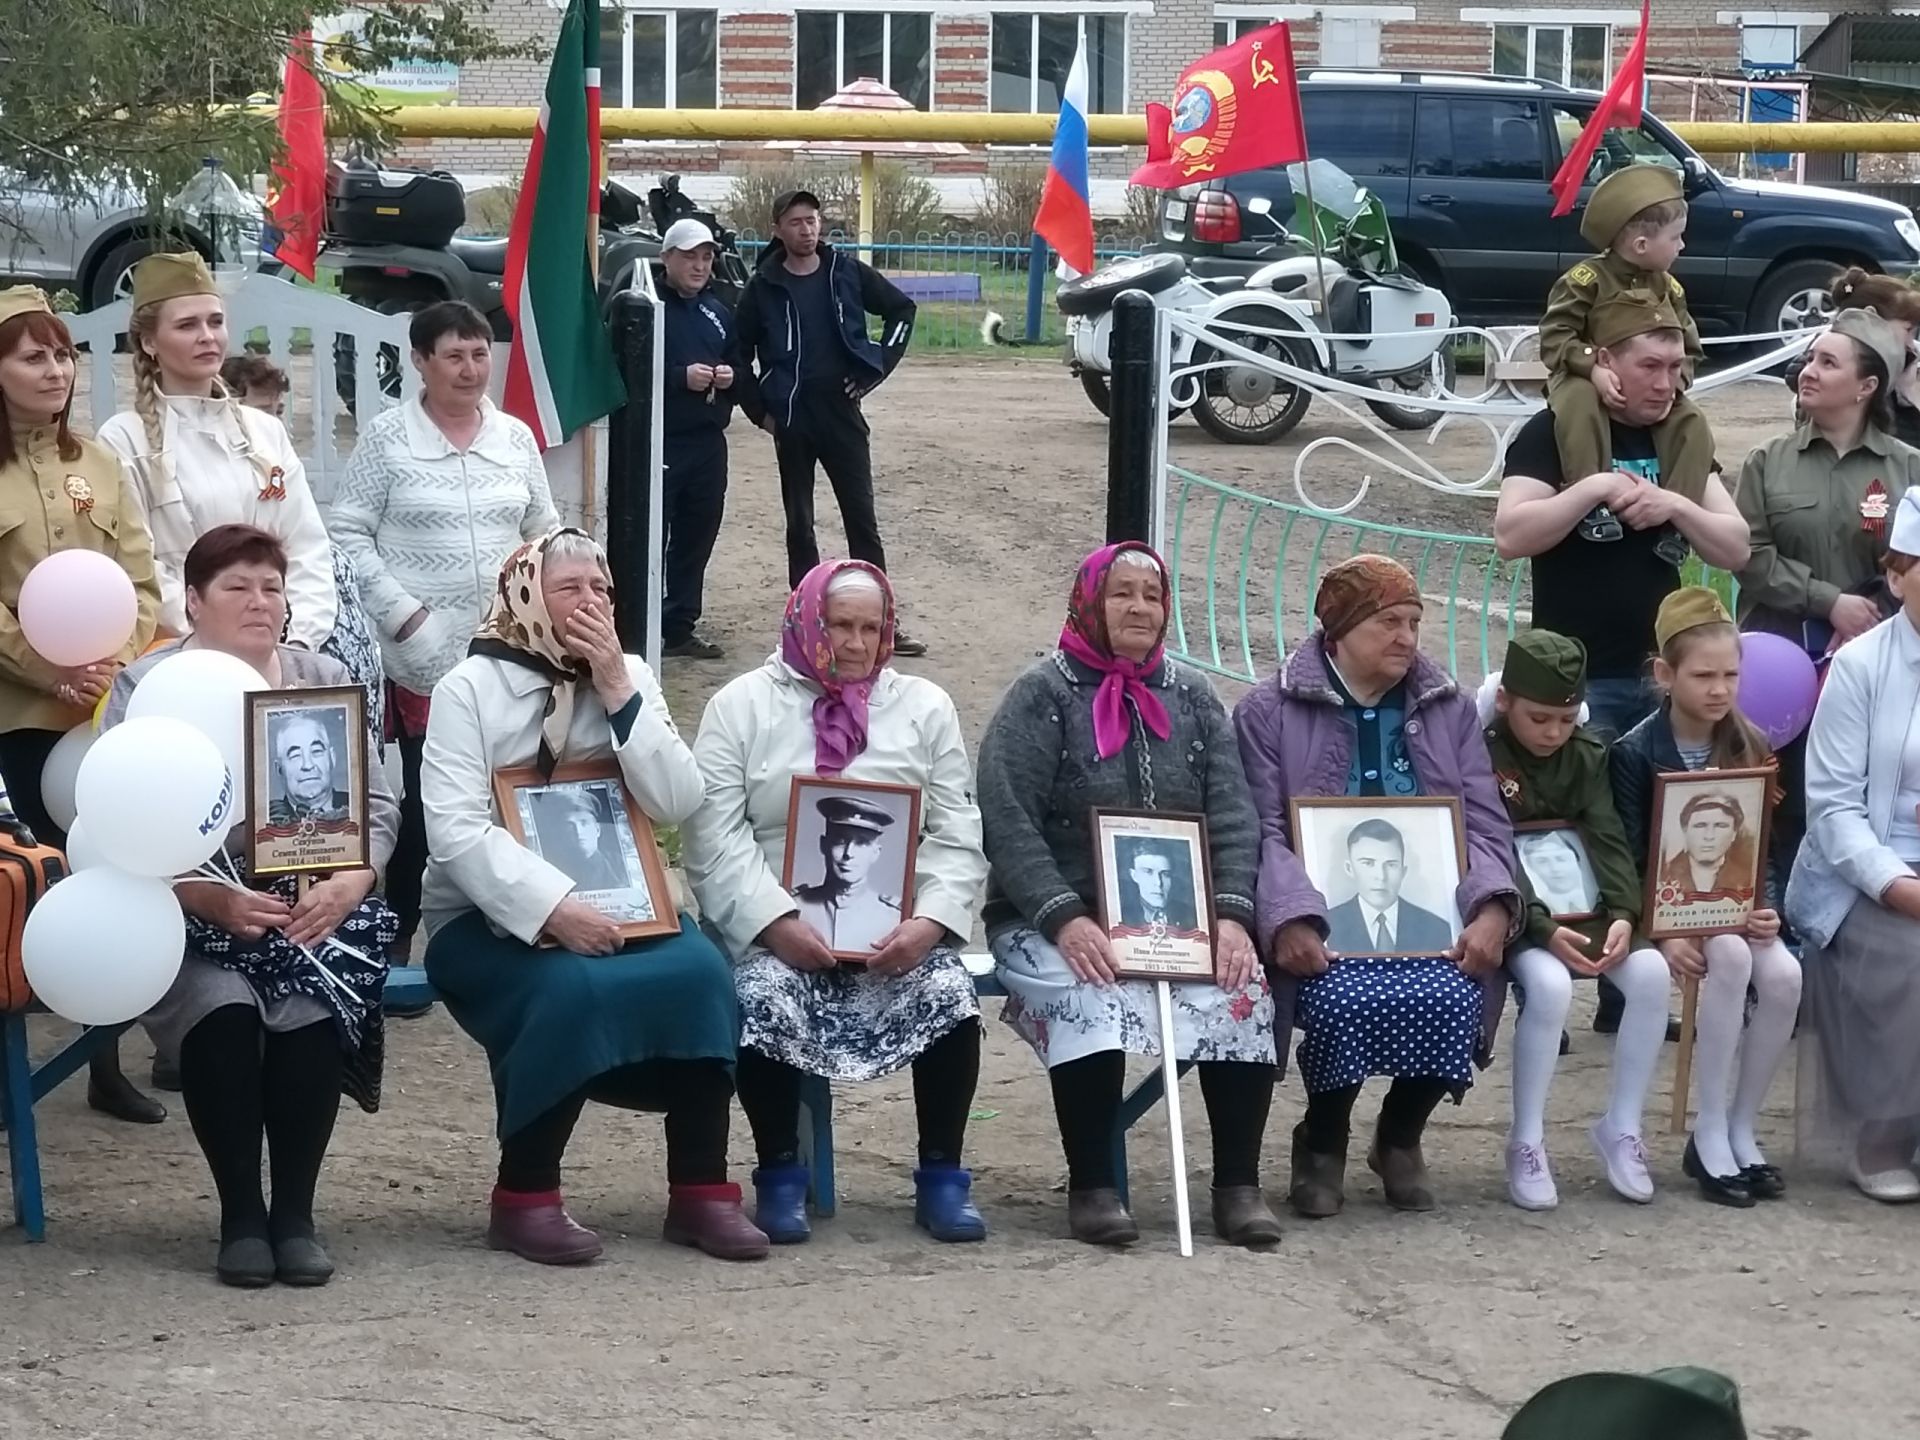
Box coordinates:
[1801,68,1920,119]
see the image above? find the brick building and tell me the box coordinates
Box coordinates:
[421,1,1879,215]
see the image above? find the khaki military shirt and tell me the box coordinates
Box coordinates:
[1734,422,1920,637]
[0,431,159,735]
[794,881,902,955]
[1540,250,1704,383]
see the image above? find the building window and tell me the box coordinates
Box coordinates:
[1214,12,1381,66]
[796,11,933,110]
[1491,22,1609,89]
[990,13,1127,114]
[1739,23,1798,68]
[600,8,717,109]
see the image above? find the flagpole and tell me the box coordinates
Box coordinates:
[584,141,605,534]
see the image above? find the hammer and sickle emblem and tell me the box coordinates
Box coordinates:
[1250,40,1278,87]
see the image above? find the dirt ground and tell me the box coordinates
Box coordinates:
[8,362,1916,1440]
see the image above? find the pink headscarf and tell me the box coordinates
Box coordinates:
[781,560,896,775]
[1058,542,1173,760]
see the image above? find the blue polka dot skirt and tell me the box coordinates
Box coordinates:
[1296,956,1481,1094]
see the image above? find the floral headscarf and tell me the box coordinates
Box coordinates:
[470,527,605,775]
[781,560,895,775]
[1313,553,1422,642]
[1059,542,1173,761]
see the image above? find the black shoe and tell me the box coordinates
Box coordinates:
[273,1234,335,1286]
[663,633,724,660]
[1558,1030,1571,1056]
[1740,1163,1787,1201]
[1683,1138,1756,1208]
[87,1072,166,1125]
[216,1236,276,1288]
[150,1055,182,1093]
[892,629,928,658]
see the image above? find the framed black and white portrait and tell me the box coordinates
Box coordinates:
[493,762,677,941]
[1514,822,1601,923]
[1645,768,1772,939]
[1091,808,1216,980]
[780,776,922,962]
[245,685,370,877]
[1289,796,1466,958]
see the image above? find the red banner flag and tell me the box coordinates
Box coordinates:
[265,31,327,281]
[1549,0,1652,218]
[1131,22,1308,190]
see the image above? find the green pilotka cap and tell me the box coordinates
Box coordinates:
[1501,630,1587,707]
[1503,1367,1746,1440]
[1580,163,1685,250]
[1590,289,1685,349]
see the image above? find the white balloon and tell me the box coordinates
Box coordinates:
[38,723,95,834]
[124,649,269,782]
[63,818,106,872]
[23,868,183,1025]
[74,717,234,878]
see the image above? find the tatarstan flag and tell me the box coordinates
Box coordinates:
[502,0,625,448]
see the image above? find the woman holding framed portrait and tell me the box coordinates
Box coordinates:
[1233,554,1521,1219]
[420,528,767,1266]
[1610,587,1799,1208]
[102,525,399,1287]
[977,543,1280,1250]
[1791,490,1920,1202]
[684,561,990,1245]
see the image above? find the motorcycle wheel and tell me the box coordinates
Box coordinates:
[1362,345,1459,431]
[1079,369,1190,422]
[1190,306,1315,445]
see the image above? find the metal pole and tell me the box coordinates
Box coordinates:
[606,289,656,653]
[858,149,875,265]
[1106,289,1156,545]
[1024,232,1048,343]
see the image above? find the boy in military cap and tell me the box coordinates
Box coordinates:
[1539,163,1714,516]
[1486,629,1673,1211]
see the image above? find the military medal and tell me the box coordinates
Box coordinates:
[1862,478,1890,535]
[63,475,93,514]
[1497,772,1522,802]
[258,465,288,502]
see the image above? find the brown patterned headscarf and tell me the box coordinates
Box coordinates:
[1313,553,1422,642]
[469,527,608,775]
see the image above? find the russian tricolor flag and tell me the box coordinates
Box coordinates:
[1032,40,1095,278]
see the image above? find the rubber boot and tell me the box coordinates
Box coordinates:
[750,1163,812,1245]
[912,1166,988,1243]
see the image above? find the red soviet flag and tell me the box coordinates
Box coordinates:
[1549,0,1652,218]
[266,30,327,281]
[1131,22,1308,190]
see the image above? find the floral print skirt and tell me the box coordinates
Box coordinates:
[733,944,980,1081]
[990,925,1276,1068]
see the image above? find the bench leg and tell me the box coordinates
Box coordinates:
[796,1072,836,1219]
[2,1012,44,1241]
[1111,1059,1197,1209]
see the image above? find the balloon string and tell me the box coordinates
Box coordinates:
[179,864,372,1015]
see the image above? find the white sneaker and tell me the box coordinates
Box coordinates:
[1589,1119,1655,1204]
[1506,1140,1558,1211]
[1850,1162,1920,1204]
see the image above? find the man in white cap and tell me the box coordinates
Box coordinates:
[659,217,749,660]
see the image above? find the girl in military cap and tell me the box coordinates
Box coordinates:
[1485,628,1671,1210]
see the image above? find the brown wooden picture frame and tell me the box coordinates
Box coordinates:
[1091,807,1218,981]
[1513,820,1602,924]
[1287,795,1468,958]
[245,685,371,878]
[492,761,679,943]
[780,775,924,962]
[1642,767,1773,941]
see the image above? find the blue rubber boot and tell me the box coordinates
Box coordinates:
[913,1166,988,1243]
[750,1164,812,1245]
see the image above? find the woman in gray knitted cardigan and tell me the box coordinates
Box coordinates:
[977,542,1281,1249]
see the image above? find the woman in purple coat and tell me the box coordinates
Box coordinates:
[1233,555,1521,1217]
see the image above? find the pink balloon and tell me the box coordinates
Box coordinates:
[17,550,137,668]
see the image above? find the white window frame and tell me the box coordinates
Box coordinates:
[990,11,1132,115]
[605,7,717,111]
[1485,20,1613,87]
[795,10,936,109]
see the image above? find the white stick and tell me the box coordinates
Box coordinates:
[1155,980,1193,1258]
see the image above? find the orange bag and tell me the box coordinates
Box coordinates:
[0,807,67,1013]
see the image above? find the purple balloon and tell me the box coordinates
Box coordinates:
[1737,630,1820,748]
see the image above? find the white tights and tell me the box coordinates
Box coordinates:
[1509,945,1671,1148]
[1691,934,1802,1177]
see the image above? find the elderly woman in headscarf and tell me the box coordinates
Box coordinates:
[421,527,766,1266]
[976,542,1280,1249]
[684,561,989,1244]
[1233,554,1520,1218]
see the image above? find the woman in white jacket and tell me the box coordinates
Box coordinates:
[684,562,989,1245]
[420,529,766,1266]
[1790,488,1920,1202]
[95,253,338,651]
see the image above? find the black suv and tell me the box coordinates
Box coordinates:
[1155,71,1920,335]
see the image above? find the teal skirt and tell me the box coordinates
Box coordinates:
[426,910,738,1139]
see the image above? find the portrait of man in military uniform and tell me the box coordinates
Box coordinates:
[530,782,643,903]
[247,686,370,877]
[786,787,918,957]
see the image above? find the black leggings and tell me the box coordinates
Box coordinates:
[1301,1076,1452,1155]
[178,1005,342,1243]
[497,1058,734,1194]
[1048,1052,1275,1192]
[735,1018,982,1168]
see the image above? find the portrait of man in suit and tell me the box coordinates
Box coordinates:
[1324,817,1456,956]
[267,709,351,824]
[1115,838,1198,931]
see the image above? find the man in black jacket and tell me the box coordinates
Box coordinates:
[736,189,926,655]
[659,217,748,660]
